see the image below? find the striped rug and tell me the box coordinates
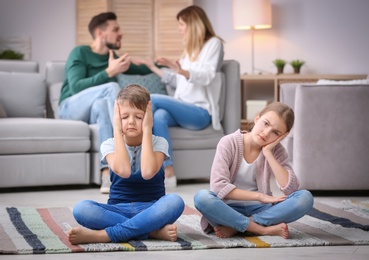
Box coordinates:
[1,200,368,254]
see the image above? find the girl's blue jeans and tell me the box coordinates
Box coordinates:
[58,82,121,169]
[150,94,211,168]
[194,189,314,233]
[72,194,185,243]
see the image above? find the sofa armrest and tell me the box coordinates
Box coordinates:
[221,60,240,135]
[293,84,369,190]
[45,61,66,86]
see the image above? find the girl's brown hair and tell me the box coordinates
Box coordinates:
[177,5,223,61]
[245,102,295,132]
[116,84,150,112]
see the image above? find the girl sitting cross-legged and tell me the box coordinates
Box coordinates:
[194,102,314,239]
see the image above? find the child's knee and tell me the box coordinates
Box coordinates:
[296,190,314,211]
[194,189,212,209]
[72,200,93,220]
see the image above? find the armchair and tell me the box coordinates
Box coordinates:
[280,83,369,190]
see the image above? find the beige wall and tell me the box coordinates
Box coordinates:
[0,0,369,76]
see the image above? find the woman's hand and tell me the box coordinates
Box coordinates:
[258,193,286,204]
[155,57,180,72]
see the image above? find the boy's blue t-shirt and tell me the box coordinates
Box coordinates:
[100,135,170,204]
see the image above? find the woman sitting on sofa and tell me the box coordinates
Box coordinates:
[138,5,224,187]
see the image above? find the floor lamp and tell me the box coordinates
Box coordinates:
[233,0,272,74]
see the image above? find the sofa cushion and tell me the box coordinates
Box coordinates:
[169,125,224,150]
[117,73,167,95]
[0,118,90,155]
[0,60,39,73]
[45,61,65,86]
[0,101,7,118]
[49,82,63,118]
[0,72,46,117]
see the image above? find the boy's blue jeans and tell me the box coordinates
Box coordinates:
[194,189,314,233]
[150,94,211,168]
[72,194,185,242]
[58,82,120,169]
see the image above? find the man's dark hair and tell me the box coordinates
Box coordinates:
[88,12,117,38]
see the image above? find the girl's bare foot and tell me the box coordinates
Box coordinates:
[214,225,238,238]
[67,227,111,245]
[248,221,289,239]
[263,223,289,239]
[149,224,177,242]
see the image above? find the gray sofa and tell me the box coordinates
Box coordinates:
[0,59,240,188]
[280,82,369,190]
[0,61,91,188]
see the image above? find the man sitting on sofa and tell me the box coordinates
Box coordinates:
[59,12,153,193]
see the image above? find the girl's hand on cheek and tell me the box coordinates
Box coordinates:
[262,132,289,155]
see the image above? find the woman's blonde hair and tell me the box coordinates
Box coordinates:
[245,102,295,132]
[177,5,223,61]
[116,84,150,112]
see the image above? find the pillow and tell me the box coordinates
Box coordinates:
[316,79,369,85]
[0,101,7,118]
[117,73,167,95]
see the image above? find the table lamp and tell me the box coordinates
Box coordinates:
[233,0,272,74]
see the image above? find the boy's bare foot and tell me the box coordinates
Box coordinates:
[67,227,111,245]
[149,224,178,242]
[214,225,238,238]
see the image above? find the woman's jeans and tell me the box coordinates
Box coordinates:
[59,82,121,169]
[194,189,314,233]
[150,94,211,168]
[73,194,185,242]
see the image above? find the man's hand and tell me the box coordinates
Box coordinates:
[106,50,131,77]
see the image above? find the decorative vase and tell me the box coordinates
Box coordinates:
[277,66,284,74]
[293,67,301,74]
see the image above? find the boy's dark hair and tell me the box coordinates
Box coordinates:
[88,12,117,38]
[117,85,151,112]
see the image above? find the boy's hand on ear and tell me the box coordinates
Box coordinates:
[113,101,123,134]
[143,101,153,132]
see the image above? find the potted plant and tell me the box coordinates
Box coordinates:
[272,59,286,74]
[0,49,24,60]
[290,59,305,74]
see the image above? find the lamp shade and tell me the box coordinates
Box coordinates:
[233,0,272,30]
